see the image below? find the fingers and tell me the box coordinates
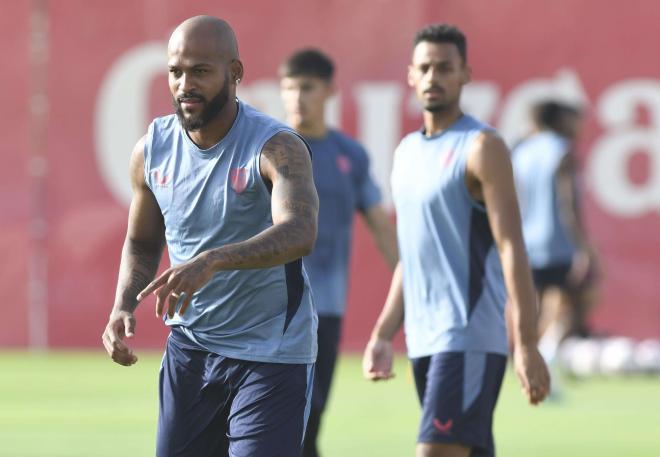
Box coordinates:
[179,291,193,316]
[123,314,135,338]
[519,374,550,405]
[142,269,200,319]
[366,370,395,381]
[362,356,395,381]
[525,384,549,405]
[137,271,169,302]
[167,291,180,318]
[155,280,177,317]
[101,325,138,366]
[166,290,191,318]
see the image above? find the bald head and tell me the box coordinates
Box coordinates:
[167,16,244,133]
[169,15,239,61]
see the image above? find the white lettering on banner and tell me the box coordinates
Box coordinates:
[95,42,167,206]
[94,44,659,218]
[238,81,286,122]
[354,83,403,209]
[238,81,342,128]
[497,69,589,144]
[587,80,660,217]
[461,81,501,125]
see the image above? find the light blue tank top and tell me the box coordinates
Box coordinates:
[303,130,381,317]
[392,115,508,358]
[144,99,317,364]
[512,131,576,268]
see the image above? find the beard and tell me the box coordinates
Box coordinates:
[421,87,460,114]
[173,79,230,131]
[424,102,450,113]
[423,97,456,113]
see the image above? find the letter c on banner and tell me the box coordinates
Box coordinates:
[94,42,167,206]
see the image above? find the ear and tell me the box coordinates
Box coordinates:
[463,63,472,85]
[325,80,337,98]
[230,59,244,85]
[407,64,416,88]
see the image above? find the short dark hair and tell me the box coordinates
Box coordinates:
[532,100,581,132]
[279,48,335,81]
[413,24,467,62]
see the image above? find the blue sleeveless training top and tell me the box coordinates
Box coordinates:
[144,99,317,364]
[392,115,508,358]
[512,131,576,268]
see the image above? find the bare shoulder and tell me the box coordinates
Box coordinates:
[129,135,148,191]
[260,131,311,180]
[467,129,511,177]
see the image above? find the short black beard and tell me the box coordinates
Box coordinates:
[424,101,452,114]
[173,80,230,131]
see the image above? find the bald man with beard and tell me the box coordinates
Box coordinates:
[101,16,319,457]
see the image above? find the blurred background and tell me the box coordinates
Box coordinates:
[5,0,660,351]
[2,0,659,455]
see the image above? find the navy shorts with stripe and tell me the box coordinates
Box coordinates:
[411,351,506,457]
[157,327,314,457]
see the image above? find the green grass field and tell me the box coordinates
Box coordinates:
[1,351,658,456]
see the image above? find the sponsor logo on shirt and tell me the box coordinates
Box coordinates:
[433,418,453,434]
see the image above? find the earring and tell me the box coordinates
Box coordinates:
[235,78,241,84]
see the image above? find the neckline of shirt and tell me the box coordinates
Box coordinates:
[420,113,466,140]
[181,98,243,158]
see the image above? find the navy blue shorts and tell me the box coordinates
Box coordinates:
[411,352,506,457]
[532,262,598,291]
[302,315,342,456]
[532,263,573,290]
[157,327,314,457]
[310,315,342,413]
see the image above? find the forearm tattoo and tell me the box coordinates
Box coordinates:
[116,240,164,311]
[208,132,318,270]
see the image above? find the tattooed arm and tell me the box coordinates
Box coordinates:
[102,136,166,366]
[137,131,319,319]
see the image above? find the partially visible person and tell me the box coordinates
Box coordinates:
[512,100,599,372]
[279,48,398,457]
[101,16,319,457]
[362,24,549,457]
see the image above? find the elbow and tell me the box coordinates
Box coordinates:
[297,222,317,257]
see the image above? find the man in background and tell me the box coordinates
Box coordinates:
[279,49,398,457]
[512,101,598,375]
[363,24,549,457]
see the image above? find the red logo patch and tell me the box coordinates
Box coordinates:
[152,170,171,187]
[441,149,455,168]
[336,155,351,174]
[230,167,248,193]
[433,418,453,434]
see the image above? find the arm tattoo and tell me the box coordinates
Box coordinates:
[205,132,318,270]
[115,239,164,312]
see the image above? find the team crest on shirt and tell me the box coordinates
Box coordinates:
[336,154,351,174]
[440,149,455,169]
[151,169,171,187]
[230,167,248,193]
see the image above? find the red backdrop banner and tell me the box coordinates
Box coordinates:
[3,0,659,350]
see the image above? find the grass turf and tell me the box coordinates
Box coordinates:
[1,351,658,456]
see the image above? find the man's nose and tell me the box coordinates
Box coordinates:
[179,73,195,93]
